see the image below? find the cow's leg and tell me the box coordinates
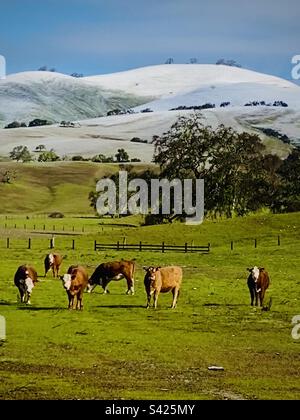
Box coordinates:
[171,288,179,309]
[259,289,265,307]
[102,278,111,294]
[249,287,255,306]
[52,265,55,278]
[153,290,159,309]
[124,275,134,295]
[26,293,31,305]
[78,292,84,310]
[87,283,97,293]
[254,290,259,306]
[146,290,151,309]
[68,293,73,309]
[19,287,24,303]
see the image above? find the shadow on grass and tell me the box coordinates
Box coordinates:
[203,303,247,307]
[0,300,17,306]
[17,306,64,311]
[95,304,145,309]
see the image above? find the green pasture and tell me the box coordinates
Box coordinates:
[0,212,299,400]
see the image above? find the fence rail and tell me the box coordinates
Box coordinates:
[94,241,210,253]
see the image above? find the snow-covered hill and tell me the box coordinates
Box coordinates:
[0,71,148,126]
[85,64,297,98]
[0,64,299,160]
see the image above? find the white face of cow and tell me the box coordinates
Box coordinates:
[62,274,72,290]
[49,254,54,265]
[25,277,34,294]
[251,266,260,282]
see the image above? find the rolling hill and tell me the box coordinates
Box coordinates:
[0,64,299,160]
[0,71,149,126]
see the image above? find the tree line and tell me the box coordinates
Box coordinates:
[89,113,300,222]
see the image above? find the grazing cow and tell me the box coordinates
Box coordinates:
[60,265,88,310]
[247,266,270,306]
[44,253,63,278]
[87,260,135,295]
[14,265,38,305]
[143,266,182,309]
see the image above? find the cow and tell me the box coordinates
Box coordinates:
[14,265,38,305]
[247,266,270,307]
[87,260,135,295]
[44,253,63,278]
[60,265,88,310]
[143,266,182,309]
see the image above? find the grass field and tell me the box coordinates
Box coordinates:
[0,211,299,400]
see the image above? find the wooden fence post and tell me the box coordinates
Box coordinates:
[117,241,120,251]
[28,238,31,249]
[72,239,75,250]
[139,241,142,251]
[7,238,9,249]
[50,237,54,249]
[185,242,188,253]
[278,235,281,246]
[162,242,165,253]
[254,239,257,248]
[231,241,234,251]
[94,240,97,251]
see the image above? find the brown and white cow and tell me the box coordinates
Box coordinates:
[60,265,88,310]
[247,266,270,307]
[44,253,63,278]
[143,266,182,309]
[87,260,135,295]
[14,265,38,305]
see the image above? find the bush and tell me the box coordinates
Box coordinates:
[144,214,168,225]
[91,154,114,163]
[140,108,153,113]
[9,146,32,162]
[71,155,86,161]
[130,137,147,143]
[38,150,60,162]
[130,158,141,162]
[4,121,27,129]
[28,119,52,127]
[48,212,64,218]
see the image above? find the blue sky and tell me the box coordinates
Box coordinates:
[0,0,299,80]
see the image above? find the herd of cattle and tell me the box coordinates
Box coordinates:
[13,252,270,310]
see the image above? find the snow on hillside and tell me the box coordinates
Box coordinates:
[0,64,299,160]
[0,71,147,126]
[84,64,297,98]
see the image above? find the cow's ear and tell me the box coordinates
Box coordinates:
[247,268,252,272]
[259,267,264,272]
[143,266,148,271]
[59,275,64,280]
[155,266,161,271]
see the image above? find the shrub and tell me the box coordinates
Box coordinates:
[4,121,27,129]
[48,212,64,218]
[28,119,52,127]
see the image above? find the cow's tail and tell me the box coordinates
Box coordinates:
[44,255,51,276]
